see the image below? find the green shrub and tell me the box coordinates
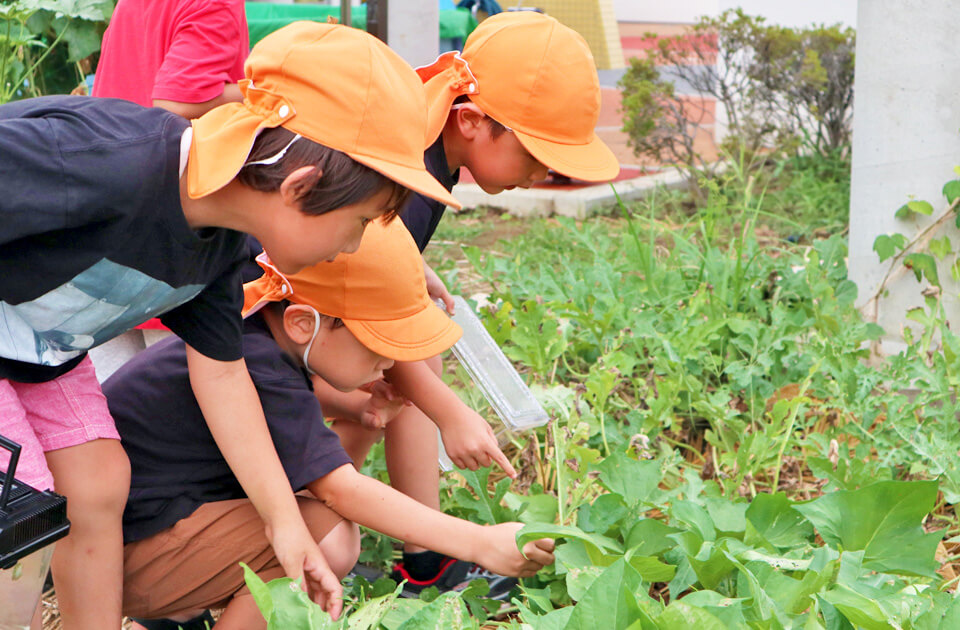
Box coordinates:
[619,9,855,189]
[1,0,114,104]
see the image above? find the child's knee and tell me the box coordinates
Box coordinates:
[322,520,360,580]
[48,440,130,519]
[298,497,360,579]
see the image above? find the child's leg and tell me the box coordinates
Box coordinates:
[384,354,443,553]
[45,439,130,629]
[383,407,440,553]
[10,357,128,630]
[123,496,358,628]
[329,420,383,466]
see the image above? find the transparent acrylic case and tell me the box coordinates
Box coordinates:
[447,296,548,432]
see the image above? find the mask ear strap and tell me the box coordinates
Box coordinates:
[302,306,321,376]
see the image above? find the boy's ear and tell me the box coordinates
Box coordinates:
[282,304,335,344]
[452,103,488,141]
[280,166,324,206]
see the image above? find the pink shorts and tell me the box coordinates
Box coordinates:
[0,356,120,491]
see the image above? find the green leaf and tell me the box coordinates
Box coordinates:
[563,559,645,630]
[930,236,953,261]
[517,523,624,555]
[793,481,943,577]
[242,563,274,622]
[908,200,935,215]
[347,585,404,630]
[895,203,911,219]
[951,257,960,283]
[655,601,728,630]
[943,179,960,204]
[625,519,681,556]
[745,492,814,549]
[903,252,941,286]
[592,451,661,507]
[454,467,514,525]
[670,500,716,542]
[688,541,736,590]
[577,493,629,535]
[821,584,896,630]
[396,592,476,630]
[872,233,907,262]
[505,491,559,525]
[625,553,676,582]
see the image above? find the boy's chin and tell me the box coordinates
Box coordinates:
[477,182,507,194]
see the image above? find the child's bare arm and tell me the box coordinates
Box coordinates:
[185,346,343,618]
[311,375,370,422]
[386,360,517,478]
[308,464,554,577]
[312,376,408,430]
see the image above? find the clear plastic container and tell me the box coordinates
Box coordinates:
[0,434,70,629]
[447,296,548,431]
[0,545,54,630]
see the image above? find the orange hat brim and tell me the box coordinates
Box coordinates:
[418,52,479,148]
[188,102,274,199]
[349,152,462,210]
[343,302,462,362]
[514,129,621,183]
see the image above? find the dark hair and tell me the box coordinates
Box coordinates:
[452,95,509,139]
[237,127,410,218]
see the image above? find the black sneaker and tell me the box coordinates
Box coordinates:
[128,610,215,630]
[390,556,470,596]
[390,558,518,600]
[458,564,518,601]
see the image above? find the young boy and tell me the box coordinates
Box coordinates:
[0,21,458,629]
[322,11,621,594]
[91,0,250,381]
[102,219,555,628]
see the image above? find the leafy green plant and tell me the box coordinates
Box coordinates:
[1,0,113,104]
[619,9,855,191]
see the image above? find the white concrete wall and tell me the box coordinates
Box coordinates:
[614,0,717,23]
[614,0,855,27]
[848,1,960,350]
[387,0,438,67]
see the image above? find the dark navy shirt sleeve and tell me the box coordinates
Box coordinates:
[400,136,459,252]
[161,252,246,362]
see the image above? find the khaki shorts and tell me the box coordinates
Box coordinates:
[123,496,344,618]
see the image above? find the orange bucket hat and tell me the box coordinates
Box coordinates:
[418,11,619,182]
[188,21,460,209]
[243,218,462,362]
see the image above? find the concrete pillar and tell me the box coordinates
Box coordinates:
[387,0,438,68]
[848,0,960,352]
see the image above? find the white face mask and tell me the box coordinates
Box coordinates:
[302,306,321,376]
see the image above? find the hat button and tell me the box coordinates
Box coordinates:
[278,105,290,118]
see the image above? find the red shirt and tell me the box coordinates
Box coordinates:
[93,0,249,107]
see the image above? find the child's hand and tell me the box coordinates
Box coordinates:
[357,379,409,430]
[423,260,455,314]
[475,522,555,577]
[266,520,344,619]
[440,408,517,478]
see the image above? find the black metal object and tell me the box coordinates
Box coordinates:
[366,0,388,43]
[0,434,70,570]
[340,0,352,27]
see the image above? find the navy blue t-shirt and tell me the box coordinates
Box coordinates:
[0,95,248,382]
[104,312,352,543]
[401,136,459,252]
